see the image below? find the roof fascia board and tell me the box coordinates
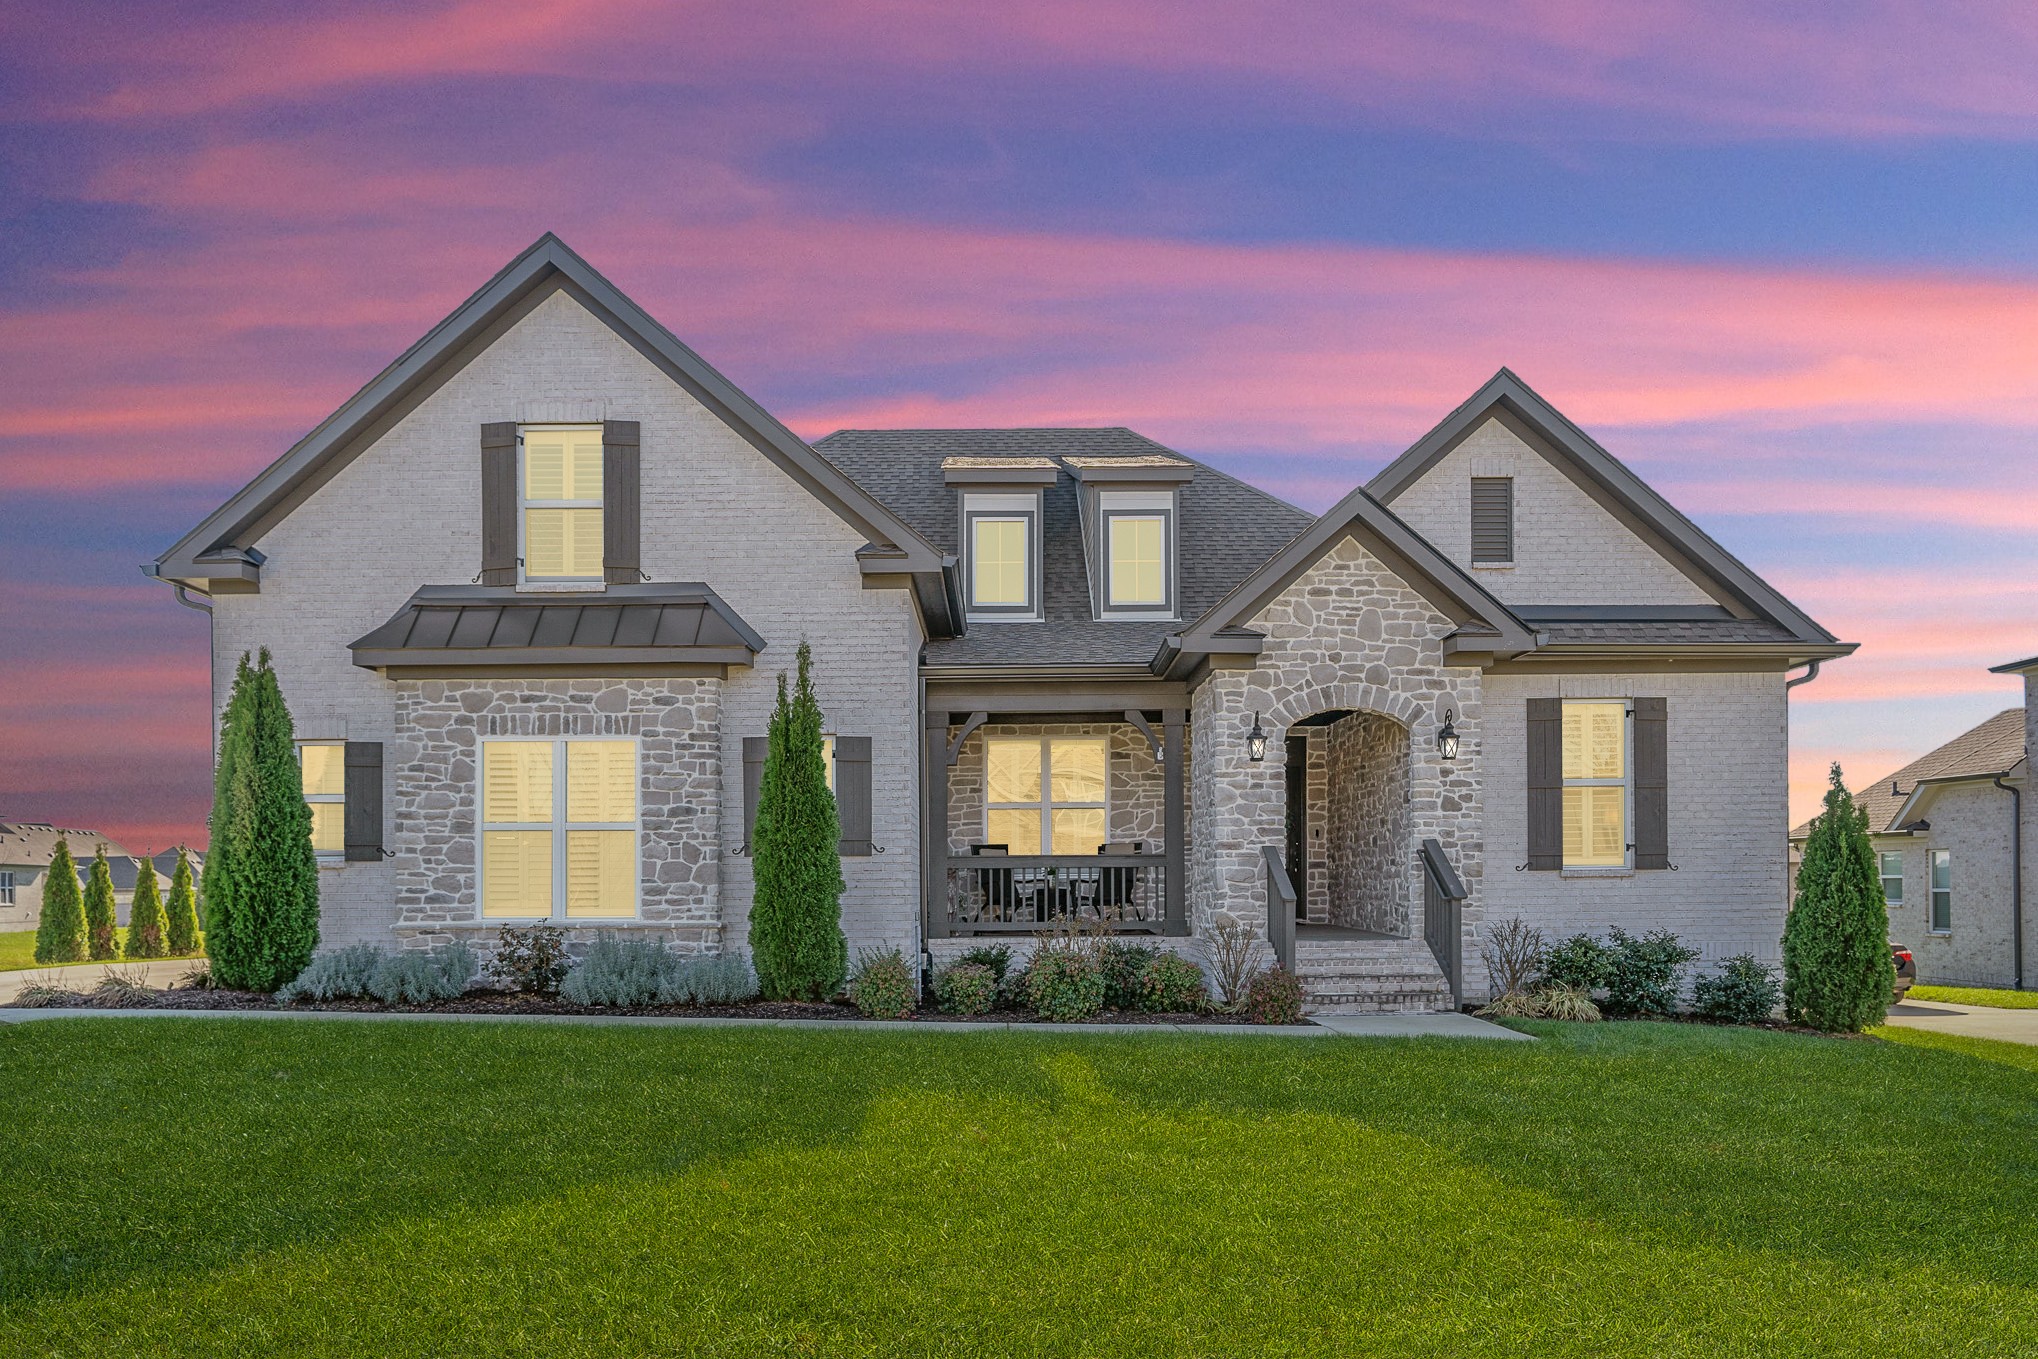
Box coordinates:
[941,465,1059,487]
[1366,370,1838,644]
[158,234,946,584]
[1989,654,2038,675]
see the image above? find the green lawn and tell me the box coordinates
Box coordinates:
[1909,983,2038,1009]
[0,929,201,972]
[0,1019,2032,1358]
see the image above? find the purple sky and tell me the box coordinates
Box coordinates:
[4,0,2036,852]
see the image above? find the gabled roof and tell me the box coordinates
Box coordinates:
[0,822,134,870]
[817,428,1314,668]
[154,234,948,590]
[1368,369,1842,650]
[1789,707,2027,840]
[1165,484,1540,673]
[1991,653,2038,676]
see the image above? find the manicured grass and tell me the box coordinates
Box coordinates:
[0,1019,2032,1358]
[1909,983,2038,1009]
[0,929,201,972]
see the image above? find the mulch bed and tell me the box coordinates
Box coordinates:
[10,986,1255,1025]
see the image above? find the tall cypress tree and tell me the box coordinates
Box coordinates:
[34,836,86,964]
[748,640,846,1000]
[83,845,119,961]
[126,856,169,959]
[164,846,201,958]
[206,649,320,991]
[1784,763,1896,1032]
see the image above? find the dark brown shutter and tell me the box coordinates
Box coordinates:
[1526,698,1562,871]
[835,736,872,856]
[1471,477,1513,564]
[742,736,768,853]
[343,741,384,862]
[1633,697,1669,870]
[480,422,518,585]
[602,419,641,585]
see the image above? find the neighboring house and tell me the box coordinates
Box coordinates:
[0,821,159,930]
[149,235,1853,1011]
[1789,705,2028,990]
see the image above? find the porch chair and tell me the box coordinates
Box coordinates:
[1094,842,1146,923]
[968,844,1015,923]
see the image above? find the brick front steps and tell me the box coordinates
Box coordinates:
[1295,935,1455,1015]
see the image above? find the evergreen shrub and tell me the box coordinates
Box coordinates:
[954,944,1013,983]
[164,847,201,957]
[1601,927,1699,1017]
[847,946,916,1019]
[277,944,385,1002]
[748,641,847,1001]
[1693,954,1782,1025]
[367,945,474,1005]
[1097,940,1160,1009]
[1785,764,1898,1033]
[934,962,998,1016]
[486,924,570,994]
[1136,954,1208,1013]
[126,858,169,958]
[33,837,86,965]
[1539,933,1611,992]
[560,936,680,1007]
[1246,965,1305,1025]
[1022,949,1105,1021]
[83,847,119,961]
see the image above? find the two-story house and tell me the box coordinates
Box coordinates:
[151,236,1853,1011]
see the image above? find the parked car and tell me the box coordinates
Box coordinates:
[1891,945,1915,1004]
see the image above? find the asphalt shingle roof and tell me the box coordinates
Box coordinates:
[816,428,1315,667]
[1791,707,2027,839]
[1535,619,1802,646]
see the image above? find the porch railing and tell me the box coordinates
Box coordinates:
[1262,845,1297,972]
[1419,837,1466,1009]
[943,855,1166,933]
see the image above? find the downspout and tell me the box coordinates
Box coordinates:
[143,566,216,765]
[1994,773,2024,992]
[1785,660,1822,689]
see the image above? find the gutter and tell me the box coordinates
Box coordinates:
[1785,659,1822,689]
[1994,772,2025,991]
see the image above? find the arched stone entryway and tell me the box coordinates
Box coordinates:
[1285,707,1412,936]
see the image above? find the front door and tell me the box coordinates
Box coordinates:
[1284,733,1308,921]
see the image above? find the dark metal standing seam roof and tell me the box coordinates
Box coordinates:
[349,584,765,671]
[815,428,1316,668]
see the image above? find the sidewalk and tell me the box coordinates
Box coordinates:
[0,1004,1531,1040]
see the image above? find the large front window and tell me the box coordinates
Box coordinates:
[521,426,604,581]
[482,738,638,919]
[1562,701,1628,868]
[984,736,1107,855]
[300,741,346,858]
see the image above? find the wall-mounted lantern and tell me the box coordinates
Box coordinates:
[1436,709,1460,763]
[1245,712,1268,762]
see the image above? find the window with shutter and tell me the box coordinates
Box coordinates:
[520,426,605,581]
[1470,477,1513,565]
[343,741,384,862]
[298,742,346,859]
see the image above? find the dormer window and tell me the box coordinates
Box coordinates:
[1104,502,1170,613]
[521,426,604,582]
[963,495,1041,621]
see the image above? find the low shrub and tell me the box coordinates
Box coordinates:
[91,967,156,1006]
[1098,941,1161,1009]
[12,979,78,1008]
[1246,965,1305,1025]
[847,946,916,1019]
[1539,933,1611,992]
[368,944,475,1006]
[277,943,386,1002]
[560,936,676,1006]
[486,924,570,995]
[1136,954,1208,1013]
[1481,916,1546,1001]
[176,963,219,991]
[934,962,998,1016]
[1692,953,1782,1025]
[662,953,759,1006]
[1023,948,1105,1022]
[1535,983,1602,1022]
[1602,927,1700,1017]
[953,944,1013,984]
[1476,989,1545,1019]
[1201,918,1264,1011]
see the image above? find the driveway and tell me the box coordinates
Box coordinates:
[1882,999,2038,1047]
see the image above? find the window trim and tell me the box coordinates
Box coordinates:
[479,736,640,922]
[1099,495,1176,620]
[983,735,1110,855]
[1560,699,1632,870]
[1928,847,1951,934]
[517,423,606,586]
[963,494,1042,622]
[298,739,347,861]
[1878,850,1904,907]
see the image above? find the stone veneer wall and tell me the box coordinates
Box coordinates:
[946,723,1175,854]
[391,678,723,950]
[1321,711,1411,934]
[1303,734,1329,924]
[1188,536,1483,963]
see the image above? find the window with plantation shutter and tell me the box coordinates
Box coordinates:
[480,738,637,919]
[1470,477,1513,565]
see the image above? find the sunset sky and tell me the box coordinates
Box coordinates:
[3,0,2035,853]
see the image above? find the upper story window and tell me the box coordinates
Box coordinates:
[1101,492,1174,617]
[0,871,14,905]
[522,426,604,582]
[1928,848,1951,932]
[299,741,346,859]
[963,493,1041,622]
[1471,476,1514,566]
[1879,850,1904,906]
[1561,700,1628,868]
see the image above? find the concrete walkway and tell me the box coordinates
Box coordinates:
[0,1004,1530,1040]
[1883,999,2038,1047]
[0,958,199,998]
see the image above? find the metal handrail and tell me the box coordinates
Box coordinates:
[1262,845,1297,973]
[1418,837,1465,1008]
